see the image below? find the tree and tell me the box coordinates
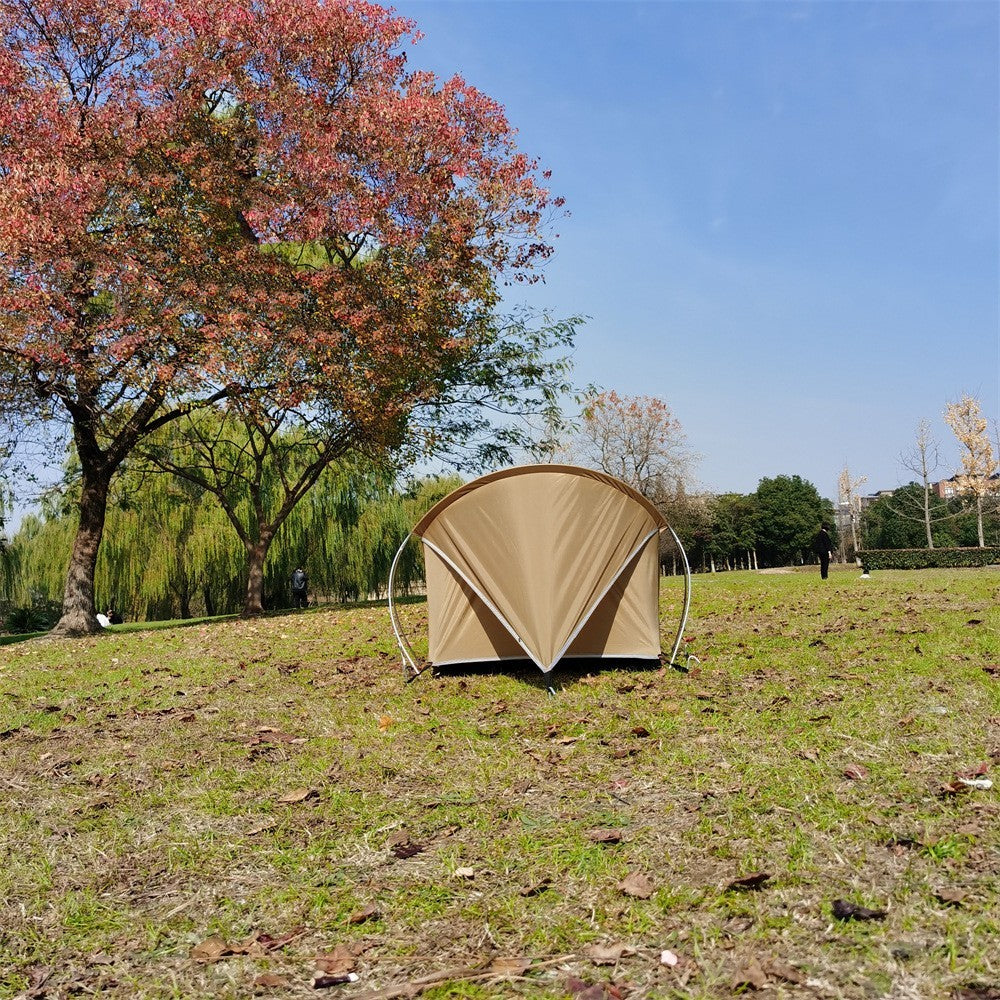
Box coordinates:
[706,493,758,571]
[753,475,835,568]
[0,0,559,635]
[837,465,867,559]
[944,395,998,547]
[4,452,461,621]
[861,484,973,550]
[898,419,943,548]
[572,391,694,502]
[141,309,578,616]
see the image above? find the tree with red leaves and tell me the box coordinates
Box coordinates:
[575,391,694,503]
[0,0,561,634]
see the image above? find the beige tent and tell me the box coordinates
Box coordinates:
[389,465,691,676]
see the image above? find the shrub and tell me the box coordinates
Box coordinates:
[858,547,1000,570]
[3,600,62,635]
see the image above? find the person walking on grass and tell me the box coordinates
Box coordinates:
[290,566,309,608]
[814,523,833,580]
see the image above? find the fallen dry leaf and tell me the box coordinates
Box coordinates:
[453,866,475,879]
[246,820,279,837]
[277,786,318,804]
[956,761,991,779]
[886,835,922,855]
[831,898,886,921]
[254,972,290,988]
[935,887,967,906]
[618,872,654,899]
[566,979,606,1000]
[347,903,379,925]
[190,935,231,963]
[391,839,425,859]
[731,957,768,990]
[843,763,869,781]
[519,879,552,897]
[726,871,771,892]
[489,956,531,975]
[378,715,393,731]
[587,828,624,844]
[763,958,806,985]
[316,951,356,975]
[584,942,634,965]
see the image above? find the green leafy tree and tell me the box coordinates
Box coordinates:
[860,483,975,550]
[140,310,579,616]
[753,475,835,568]
[706,493,759,571]
[6,451,459,621]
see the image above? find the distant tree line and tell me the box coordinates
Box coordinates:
[565,392,836,574]
[657,475,836,574]
[860,484,999,550]
[2,456,459,630]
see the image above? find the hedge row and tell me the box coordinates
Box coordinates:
[858,547,1000,570]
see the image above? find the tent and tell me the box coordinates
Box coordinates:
[388,465,691,676]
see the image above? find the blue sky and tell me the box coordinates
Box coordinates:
[392,0,999,500]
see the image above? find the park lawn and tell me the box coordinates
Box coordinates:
[1,568,998,1000]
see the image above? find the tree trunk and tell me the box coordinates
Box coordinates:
[923,483,934,548]
[243,533,274,616]
[203,585,216,618]
[976,496,985,547]
[50,463,113,637]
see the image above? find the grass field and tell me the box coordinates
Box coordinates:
[1,567,998,999]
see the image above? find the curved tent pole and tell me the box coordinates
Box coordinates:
[665,524,692,667]
[387,532,422,679]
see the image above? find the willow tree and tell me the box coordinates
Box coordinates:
[0,0,560,636]
[143,307,579,616]
[6,457,458,620]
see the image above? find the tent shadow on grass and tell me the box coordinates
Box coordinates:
[429,655,667,691]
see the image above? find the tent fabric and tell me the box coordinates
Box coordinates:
[414,465,667,673]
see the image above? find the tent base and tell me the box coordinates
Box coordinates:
[430,655,663,678]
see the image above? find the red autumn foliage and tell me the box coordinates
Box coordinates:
[0,0,559,634]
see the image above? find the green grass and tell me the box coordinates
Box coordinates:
[1,567,998,999]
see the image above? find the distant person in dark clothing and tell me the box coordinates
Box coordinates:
[814,524,833,580]
[290,567,309,608]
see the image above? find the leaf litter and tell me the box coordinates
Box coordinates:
[4,570,1000,999]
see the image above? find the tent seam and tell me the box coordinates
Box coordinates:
[545,527,663,671]
[421,537,546,673]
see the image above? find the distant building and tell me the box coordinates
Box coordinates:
[935,473,1000,499]
[935,476,960,499]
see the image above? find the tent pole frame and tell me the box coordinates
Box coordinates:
[666,524,692,668]
[387,532,422,678]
